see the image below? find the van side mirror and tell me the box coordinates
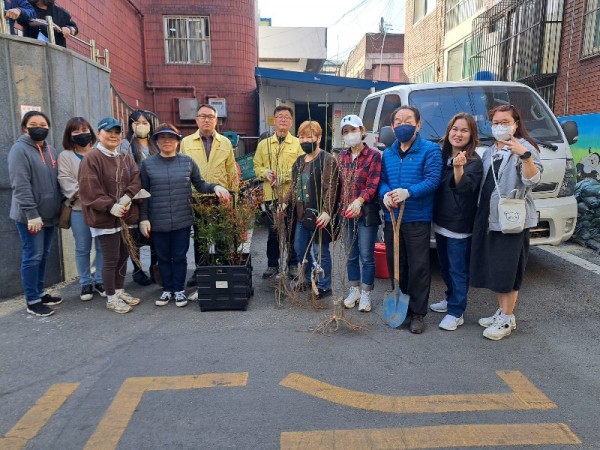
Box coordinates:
[561,120,578,145]
[377,126,396,150]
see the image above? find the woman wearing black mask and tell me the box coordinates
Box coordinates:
[58,117,105,302]
[8,111,63,317]
[124,110,160,286]
[282,120,339,299]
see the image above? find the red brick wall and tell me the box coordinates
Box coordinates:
[555,0,600,116]
[59,0,258,136]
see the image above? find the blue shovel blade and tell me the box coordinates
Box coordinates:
[383,290,410,328]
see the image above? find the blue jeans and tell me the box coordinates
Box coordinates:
[16,222,56,305]
[294,222,331,290]
[344,217,378,291]
[70,210,103,285]
[435,233,471,317]
[153,227,191,292]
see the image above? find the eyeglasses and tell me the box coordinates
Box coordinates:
[275,115,292,121]
[197,114,216,120]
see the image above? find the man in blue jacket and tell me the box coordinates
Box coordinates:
[3,0,35,34]
[379,105,443,334]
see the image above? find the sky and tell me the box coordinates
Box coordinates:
[257,0,407,61]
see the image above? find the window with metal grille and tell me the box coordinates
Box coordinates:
[445,0,486,31]
[582,0,600,58]
[164,16,211,65]
[411,64,436,83]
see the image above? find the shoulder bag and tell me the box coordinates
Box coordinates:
[58,198,75,229]
[490,158,526,234]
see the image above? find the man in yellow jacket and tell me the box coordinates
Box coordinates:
[253,105,303,279]
[181,104,239,284]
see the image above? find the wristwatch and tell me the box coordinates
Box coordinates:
[519,151,532,160]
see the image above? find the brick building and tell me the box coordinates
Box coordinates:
[554,0,600,117]
[59,0,258,136]
[340,33,408,83]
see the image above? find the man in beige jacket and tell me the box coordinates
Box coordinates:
[181,104,239,285]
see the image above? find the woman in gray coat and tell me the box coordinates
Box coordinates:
[139,123,230,307]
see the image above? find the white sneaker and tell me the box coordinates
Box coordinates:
[479,308,517,330]
[483,315,514,340]
[156,291,172,307]
[358,291,372,312]
[174,291,188,307]
[188,291,198,301]
[343,286,361,309]
[430,299,448,313]
[106,298,132,314]
[439,314,464,331]
[118,290,140,306]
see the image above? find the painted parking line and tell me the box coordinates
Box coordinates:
[538,244,600,275]
[280,422,581,449]
[280,371,555,414]
[0,383,80,450]
[84,372,249,450]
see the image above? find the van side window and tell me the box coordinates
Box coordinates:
[362,98,379,131]
[378,94,401,131]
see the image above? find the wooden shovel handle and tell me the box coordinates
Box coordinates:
[389,202,405,284]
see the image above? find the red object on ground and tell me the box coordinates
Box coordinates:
[374,242,389,279]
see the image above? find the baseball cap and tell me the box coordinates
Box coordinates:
[152,128,182,141]
[97,117,122,132]
[340,114,363,129]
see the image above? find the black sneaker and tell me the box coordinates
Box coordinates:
[94,283,107,297]
[186,278,197,287]
[316,288,332,300]
[80,284,94,301]
[41,293,63,306]
[132,270,152,286]
[262,266,279,279]
[27,302,55,317]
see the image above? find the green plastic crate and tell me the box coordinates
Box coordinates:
[236,152,256,181]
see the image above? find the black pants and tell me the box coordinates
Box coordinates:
[130,228,157,272]
[384,221,431,316]
[264,201,298,268]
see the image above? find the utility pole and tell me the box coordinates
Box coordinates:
[378,17,390,81]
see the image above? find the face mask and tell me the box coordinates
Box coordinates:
[72,133,92,147]
[491,124,515,141]
[28,127,49,142]
[344,132,362,148]
[393,125,417,143]
[134,123,151,138]
[301,142,315,154]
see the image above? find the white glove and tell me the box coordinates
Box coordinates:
[345,199,362,218]
[118,194,132,207]
[277,203,288,216]
[391,188,410,203]
[139,220,151,238]
[27,217,43,233]
[316,212,331,229]
[264,169,276,182]
[214,185,231,203]
[383,192,397,210]
[110,203,127,217]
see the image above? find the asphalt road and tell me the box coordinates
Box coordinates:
[1,226,599,449]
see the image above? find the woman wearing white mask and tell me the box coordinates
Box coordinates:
[125,110,159,286]
[338,115,382,313]
[470,105,542,341]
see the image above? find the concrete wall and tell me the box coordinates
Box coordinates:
[0,34,111,299]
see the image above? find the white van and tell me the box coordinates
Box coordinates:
[359,81,578,246]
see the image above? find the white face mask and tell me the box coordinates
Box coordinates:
[344,131,362,148]
[491,124,515,141]
[134,123,151,139]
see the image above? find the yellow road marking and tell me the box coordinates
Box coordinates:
[0,383,80,450]
[280,371,555,413]
[84,372,248,450]
[280,423,582,449]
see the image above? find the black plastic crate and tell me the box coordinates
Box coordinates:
[195,254,253,311]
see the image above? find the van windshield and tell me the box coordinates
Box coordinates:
[408,86,562,144]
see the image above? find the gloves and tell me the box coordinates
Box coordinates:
[391,188,410,203]
[277,203,287,216]
[345,199,362,218]
[27,217,43,233]
[316,212,331,229]
[383,192,397,210]
[139,220,151,238]
[110,203,127,217]
[118,194,132,207]
[264,169,276,183]
[214,185,231,203]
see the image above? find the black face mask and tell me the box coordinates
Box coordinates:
[72,133,92,147]
[28,127,49,142]
[301,142,315,154]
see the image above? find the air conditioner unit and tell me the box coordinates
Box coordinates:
[178,98,199,121]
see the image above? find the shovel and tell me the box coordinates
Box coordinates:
[383,201,410,328]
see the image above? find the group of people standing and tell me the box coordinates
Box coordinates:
[253,103,542,341]
[8,101,542,341]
